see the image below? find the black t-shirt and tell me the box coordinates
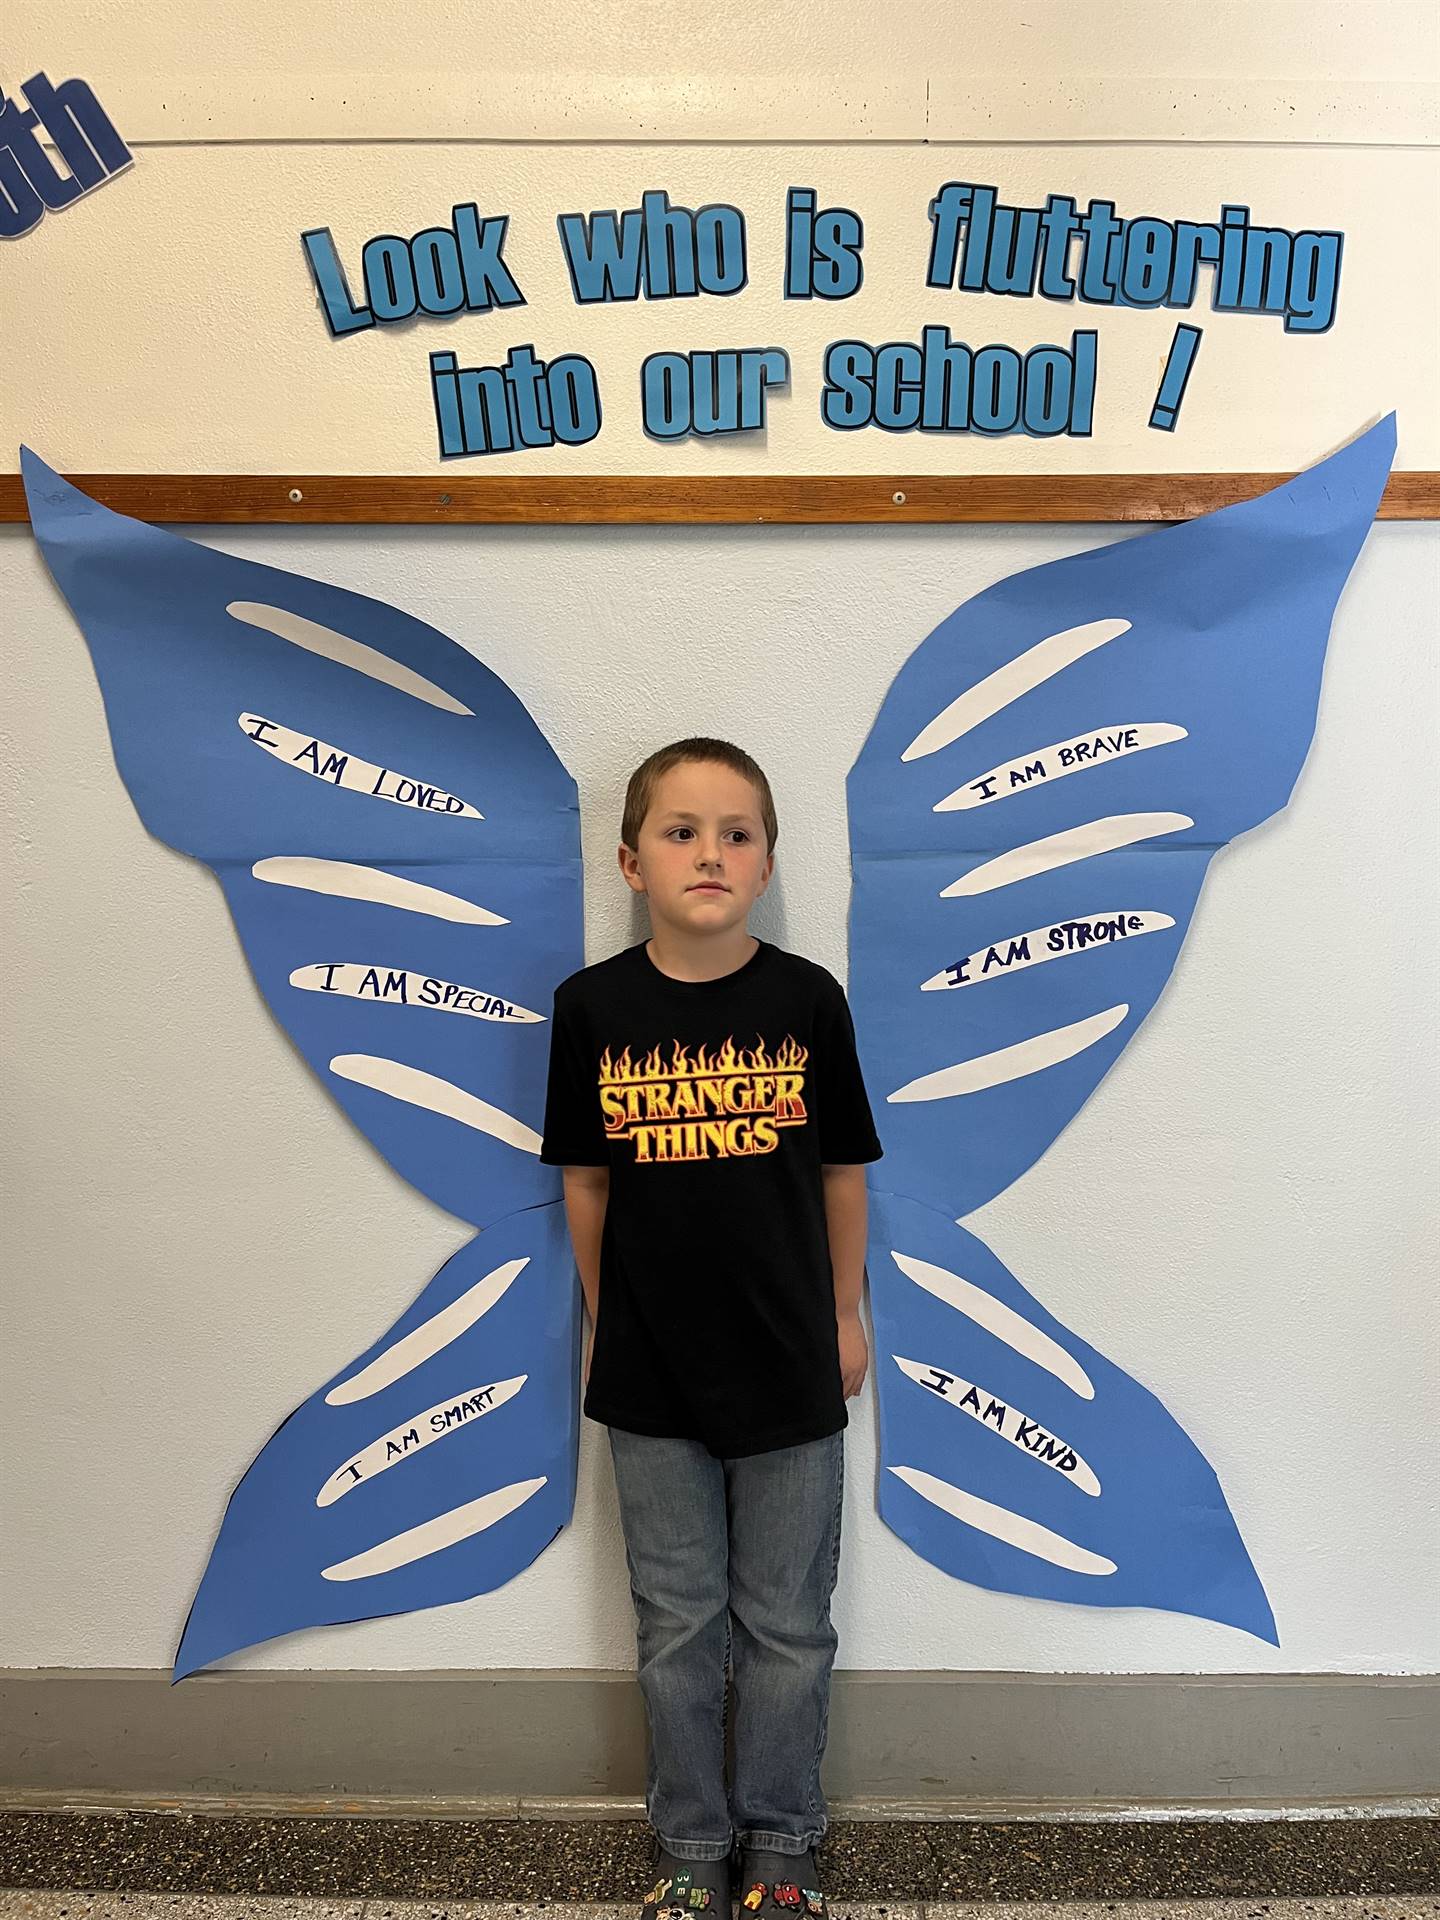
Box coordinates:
[539,937,884,1458]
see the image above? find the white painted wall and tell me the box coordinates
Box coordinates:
[4,518,1436,1675]
[1,1,1437,1676]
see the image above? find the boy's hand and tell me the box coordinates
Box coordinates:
[837,1311,869,1398]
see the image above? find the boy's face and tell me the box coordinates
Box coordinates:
[619,759,774,937]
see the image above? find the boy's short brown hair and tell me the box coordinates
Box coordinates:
[621,737,778,855]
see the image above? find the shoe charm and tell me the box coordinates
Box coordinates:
[773,1887,803,1911]
[686,1891,712,1910]
[643,1880,673,1907]
[742,1885,767,1912]
[802,1893,827,1917]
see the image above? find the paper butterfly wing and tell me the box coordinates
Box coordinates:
[848,417,1395,1638]
[869,1193,1277,1641]
[172,1201,579,1682]
[23,450,585,1674]
[849,416,1397,1218]
[23,447,578,1227]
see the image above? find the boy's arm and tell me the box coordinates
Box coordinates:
[561,1165,609,1385]
[813,972,883,1399]
[538,986,611,1383]
[823,1162,869,1397]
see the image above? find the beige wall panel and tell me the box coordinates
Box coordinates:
[3,145,1434,474]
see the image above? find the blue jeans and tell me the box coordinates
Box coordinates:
[607,1424,845,1862]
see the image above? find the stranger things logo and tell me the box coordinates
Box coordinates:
[598,1034,809,1163]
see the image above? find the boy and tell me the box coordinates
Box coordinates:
[539,737,883,1920]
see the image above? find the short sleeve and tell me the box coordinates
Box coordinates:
[813,974,884,1165]
[539,988,610,1166]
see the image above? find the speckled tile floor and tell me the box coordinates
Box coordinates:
[1,1895,1439,1920]
[0,1815,1435,1904]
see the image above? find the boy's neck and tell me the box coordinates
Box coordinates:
[645,924,759,983]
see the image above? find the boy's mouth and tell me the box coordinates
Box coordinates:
[688,882,728,892]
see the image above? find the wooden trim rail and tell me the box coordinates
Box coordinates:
[2,472,1436,525]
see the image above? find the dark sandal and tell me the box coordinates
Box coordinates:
[737,1877,828,1918]
[642,1862,727,1918]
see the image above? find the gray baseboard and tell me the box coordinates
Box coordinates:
[2,1670,1436,1811]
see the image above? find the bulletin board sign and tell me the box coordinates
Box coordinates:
[2,71,1437,519]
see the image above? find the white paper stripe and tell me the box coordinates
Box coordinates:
[321,1476,548,1581]
[901,619,1131,762]
[935,723,1188,811]
[291,964,542,1024]
[888,1004,1128,1103]
[921,912,1174,991]
[891,1251,1095,1399]
[252,857,508,925]
[228,601,474,715]
[893,1355,1100,1495]
[318,1375,528,1505]
[942,814,1193,897]
[889,1464,1116,1575]
[329,1054,543,1154]
[325,1258,530,1405]
[239,713,482,818]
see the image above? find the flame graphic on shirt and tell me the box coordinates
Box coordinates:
[598,1033,810,1162]
[599,1033,808,1084]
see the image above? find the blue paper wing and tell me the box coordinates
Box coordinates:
[849,416,1395,1218]
[869,1193,1276,1641]
[23,450,585,1674]
[23,447,579,1228]
[848,417,1395,1638]
[173,1203,580,1680]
